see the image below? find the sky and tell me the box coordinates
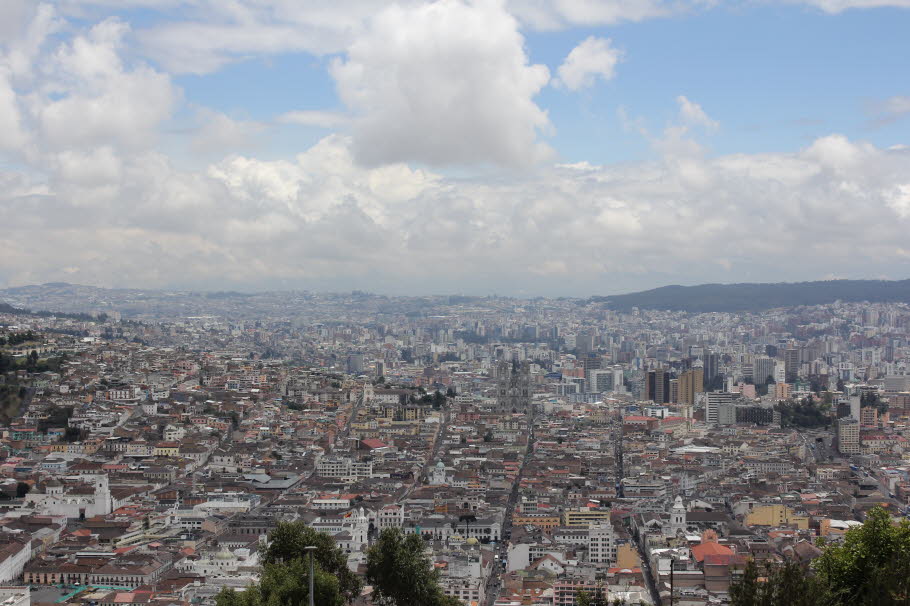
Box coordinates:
[1,0,910,297]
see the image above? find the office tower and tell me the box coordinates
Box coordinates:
[705,391,735,426]
[678,368,704,406]
[742,361,754,382]
[837,418,860,454]
[669,379,679,404]
[586,369,612,393]
[717,402,737,425]
[577,333,595,355]
[347,353,364,374]
[849,395,861,421]
[774,362,786,384]
[784,348,799,383]
[646,369,671,404]
[611,366,624,392]
[703,352,719,388]
[582,354,602,371]
[376,361,385,378]
[753,356,775,386]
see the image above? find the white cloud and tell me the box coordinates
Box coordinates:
[801,0,910,12]
[277,110,348,128]
[331,0,552,167]
[508,0,680,29]
[556,36,623,91]
[0,70,27,152]
[50,0,910,78]
[676,95,718,130]
[884,96,910,114]
[191,109,265,153]
[33,18,177,152]
[870,95,910,124]
[4,3,910,294]
[133,0,414,75]
[3,129,910,294]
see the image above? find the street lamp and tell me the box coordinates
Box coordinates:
[304,545,317,606]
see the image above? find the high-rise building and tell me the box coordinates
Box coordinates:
[587,523,617,564]
[646,369,670,404]
[753,356,775,386]
[705,391,735,426]
[611,366,624,393]
[703,352,720,388]
[582,354,602,371]
[837,418,860,454]
[346,353,364,374]
[784,348,799,383]
[577,334,595,355]
[678,368,704,406]
[669,379,679,404]
[585,369,612,393]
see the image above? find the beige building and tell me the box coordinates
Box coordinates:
[678,368,704,406]
[745,504,809,530]
[838,418,860,454]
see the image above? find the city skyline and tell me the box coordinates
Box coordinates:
[1,1,910,295]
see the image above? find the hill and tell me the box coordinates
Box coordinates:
[0,301,105,322]
[592,279,910,312]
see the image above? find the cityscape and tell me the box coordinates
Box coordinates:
[3,0,910,605]
[1,284,910,605]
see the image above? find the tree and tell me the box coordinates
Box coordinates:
[730,507,910,606]
[730,559,825,606]
[814,506,910,605]
[366,528,460,606]
[260,521,362,602]
[216,558,344,606]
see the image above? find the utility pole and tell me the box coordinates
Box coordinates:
[670,554,675,606]
[305,545,317,606]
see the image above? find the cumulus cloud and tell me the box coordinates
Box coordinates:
[4,3,910,294]
[35,19,177,152]
[330,0,553,167]
[556,36,623,91]
[3,127,910,294]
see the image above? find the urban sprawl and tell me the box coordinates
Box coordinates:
[0,290,906,606]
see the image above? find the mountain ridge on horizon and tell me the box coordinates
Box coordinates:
[2,278,910,314]
[591,278,910,312]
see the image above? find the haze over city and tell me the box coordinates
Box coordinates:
[1,1,910,295]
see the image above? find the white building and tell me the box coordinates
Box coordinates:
[23,475,112,518]
[588,523,617,565]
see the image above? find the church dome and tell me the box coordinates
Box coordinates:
[214,547,235,560]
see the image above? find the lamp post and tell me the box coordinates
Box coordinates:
[669,553,675,606]
[304,545,317,606]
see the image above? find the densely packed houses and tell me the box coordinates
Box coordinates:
[2,292,910,605]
